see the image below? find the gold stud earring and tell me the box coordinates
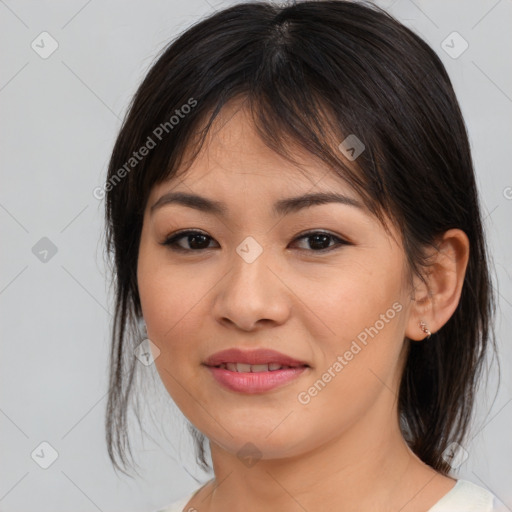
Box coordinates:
[419,320,431,340]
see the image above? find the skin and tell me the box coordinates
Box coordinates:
[137,99,470,512]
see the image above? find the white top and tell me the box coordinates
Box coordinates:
[154,478,497,512]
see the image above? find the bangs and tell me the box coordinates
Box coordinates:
[143,89,393,238]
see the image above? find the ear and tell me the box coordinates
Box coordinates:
[405,228,470,341]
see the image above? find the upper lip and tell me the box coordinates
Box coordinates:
[203,348,310,367]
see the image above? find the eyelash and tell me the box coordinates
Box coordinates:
[161,229,350,254]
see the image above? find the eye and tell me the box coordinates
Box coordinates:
[161,229,350,253]
[162,230,218,252]
[290,230,350,252]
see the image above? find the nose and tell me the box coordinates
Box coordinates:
[211,241,291,331]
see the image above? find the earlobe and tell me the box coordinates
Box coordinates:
[405,229,470,341]
[418,320,431,339]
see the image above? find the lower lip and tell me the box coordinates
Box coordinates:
[205,365,308,394]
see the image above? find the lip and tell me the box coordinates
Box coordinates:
[205,365,309,394]
[203,348,310,394]
[203,348,310,368]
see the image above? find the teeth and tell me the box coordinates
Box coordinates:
[251,364,269,372]
[218,363,295,372]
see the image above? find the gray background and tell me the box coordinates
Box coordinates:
[1,0,511,511]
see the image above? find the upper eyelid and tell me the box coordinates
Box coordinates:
[164,228,346,239]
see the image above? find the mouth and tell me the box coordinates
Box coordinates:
[209,362,308,372]
[203,348,310,370]
[202,348,310,393]
[205,364,309,394]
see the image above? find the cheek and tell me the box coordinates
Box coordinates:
[137,248,217,399]
[138,263,203,350]
[138,234,204,328]
[295,255,405,346]
[137,258,209,415]
[296,256,407,399]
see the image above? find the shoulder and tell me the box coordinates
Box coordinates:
[428,479,497,512]
[152,481,211,512]
[154,478,499,512]
[152,489,197,512]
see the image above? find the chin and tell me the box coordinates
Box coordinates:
[206,420,311,459]
[211,436,305,461]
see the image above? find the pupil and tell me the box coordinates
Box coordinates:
[310,234,329,250]
[189,234,208,249]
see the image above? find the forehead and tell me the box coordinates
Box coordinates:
[151,100,360,201]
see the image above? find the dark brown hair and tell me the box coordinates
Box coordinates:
[104,0,499,477]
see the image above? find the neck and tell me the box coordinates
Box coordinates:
[201,397,442,512]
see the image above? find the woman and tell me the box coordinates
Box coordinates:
[104,1,500,510]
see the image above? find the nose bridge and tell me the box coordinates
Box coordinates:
[213,235,289,329]
[230,235,274,298]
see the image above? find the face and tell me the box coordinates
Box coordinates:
[137,101,414,460]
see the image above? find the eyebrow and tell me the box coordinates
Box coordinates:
[150,190,364,217]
